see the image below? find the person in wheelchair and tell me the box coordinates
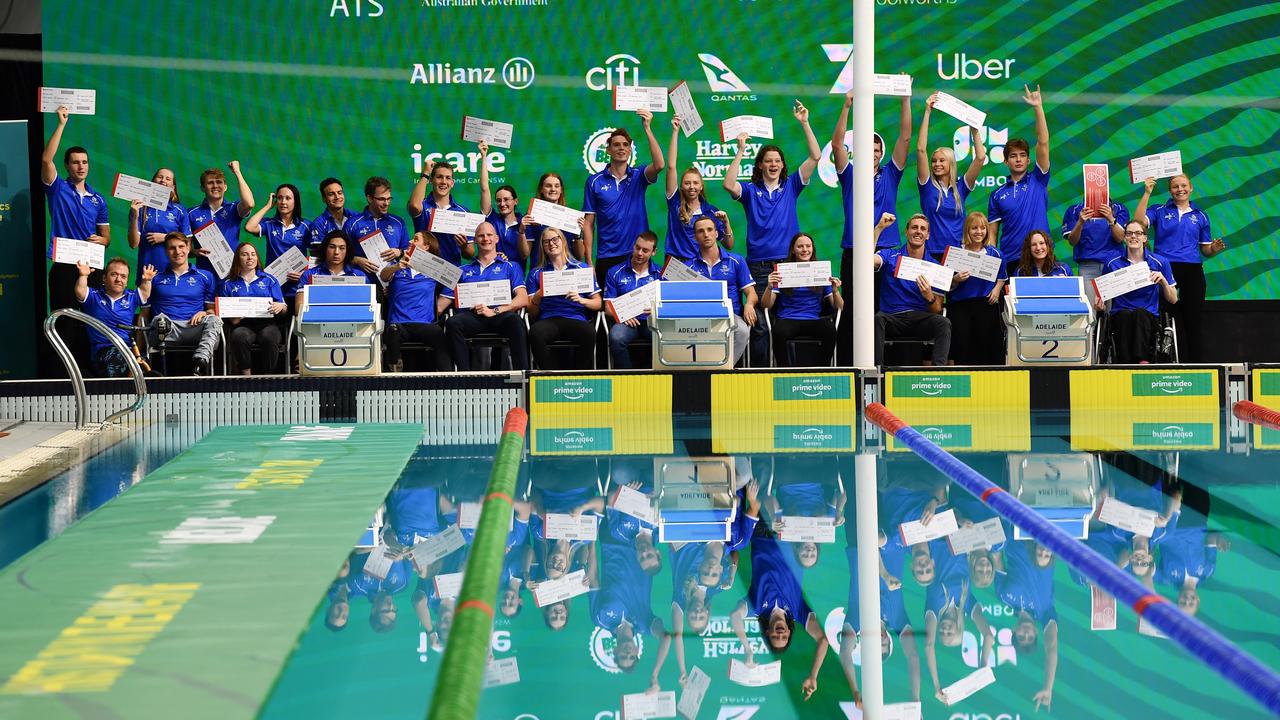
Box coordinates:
[761,231,842,367]
[74,258,153,378]
[145,232,223,375]
[1095,221,1177,364]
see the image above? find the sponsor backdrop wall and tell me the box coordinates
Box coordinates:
[41,0,1280,303]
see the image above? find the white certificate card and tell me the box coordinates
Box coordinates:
[661,258,704,282]
[112,173,171,211]
[894,254,955,291]
[527,198,585,236]
[543,512,598,541]
[1092,261,1154,303]
[429,208,486,237]
[482,656,521,688]
[532,568,589,607]
[677,667,710,719]
[39,86,96,115]
[942,246,1002,282]
[899,509,959,546]
[934,91,987,129]
[611,484,657,525]
[455,279,512,308]
[728,659,781,687]
[215,296,273,318]
[407,245,463,287]
[1097,497,1157,537]
[433,571,465,599]
[947,517,1006,555]
[358,230,392,262]
[461,115,513,149]
[1128,150,1182,183]
[621,690,676,720]
[669,81,704,137]
[51,237,105,269]
[941,666,996,705]
[613,85,669,113]
[774,260,832,289]
[873,73,913,97]
[410,525,466,571]
[777,515,836,544]
[541,267,595,297]
[194,222,233,277]
[264,246,309,285]
[719,115,774,141]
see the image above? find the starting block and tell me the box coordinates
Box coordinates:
[1008,453,1098,540]
[1003,276,1096,365]
[294,283,384,375]
[650,281,734,370]
[654,457,738,543]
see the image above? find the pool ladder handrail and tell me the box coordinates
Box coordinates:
[43,308,148,429]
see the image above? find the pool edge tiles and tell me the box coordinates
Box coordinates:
[0,423,423,720]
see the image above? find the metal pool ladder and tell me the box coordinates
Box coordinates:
[43,309,148,429]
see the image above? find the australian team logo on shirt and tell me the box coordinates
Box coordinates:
[165,211,176,223]
[186,275,197,286]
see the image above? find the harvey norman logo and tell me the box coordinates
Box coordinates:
[1130,372,1212,397]
[774,424,852,450]
[536,428,613,452]
[537,378,612,403]
[1133,423,1213,447]
[773,375,851,401]
[892,374,972,398]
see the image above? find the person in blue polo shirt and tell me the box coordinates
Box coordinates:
[521,172,587,269]
[347,176,408,281]
[583,110,666,289]
[724,101,821,366]
[1062,196,1128,303]
[245,184,311,307]
[188,161,255,275]
[604,231,663,369]
[126,168,190,276]
[916,93,987,260]
[145,232,222,375]
[665,116,732,262]
[873,213,951,366]
[442,221,529,371]
[1134,174,1226,363]
[947,213,1007,365]
[987,85,1052,267]
[309,178,357,252]
[218,242,287,375]
[74,258,153,377]
[1010,230,1071,278]
[296,230,369,310]
[1095,221,1177,364]
[685,216,758,366]
[409,160,476,266]
[378,233,452,372]
[526,227,602,370]
[477,141,523,262]
[761,232,843,367]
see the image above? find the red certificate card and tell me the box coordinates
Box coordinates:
[1083,163,1109,211]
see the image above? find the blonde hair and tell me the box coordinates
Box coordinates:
[678,167,708,226]
[962,212,992,247]
[928,148,964,215]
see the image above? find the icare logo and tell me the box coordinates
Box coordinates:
[586,53,641,91]
[949,714,1023,720]
[822,43,855,94]
[962,628,1017,668]
[582,128,638,174]
[716,707,761,720]
[409,146,506,181]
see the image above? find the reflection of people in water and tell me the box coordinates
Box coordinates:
[324,556,353,631]
[994,540,1059,711]
[762,455,846,569]
[1156,526,1229,617]
[881,479,950,586]
[527,457,602,629]
[1100,471,1183,581]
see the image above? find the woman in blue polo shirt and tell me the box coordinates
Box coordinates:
[218,242,286,375]
[1010,230,1071,278]
[526,227,602,370]
[245,184,311,307]
[127,168,190,276]
[666,116,733,262]
[1096,221,1178,363]
[296,230,368,313]
[917,93,987,260]
[1134,174,1226,363]
[947,212,1007,365]
[761,232,843,367]
[519,172,584,268]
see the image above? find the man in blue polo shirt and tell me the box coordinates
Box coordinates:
[873,213,950,366]
[583,110,665,289]
[604,231,663,369]
[378,234,452,372]
[188,161,255,275]
[408,160,476,266]
[309,177,357,252]
[1062,197,1128,304]
[685,217,757,366]
[442,222,529,371]
[74,258,152,377]
[347,176,408,280]
[987,85,1052,267]
[146,233,222,375]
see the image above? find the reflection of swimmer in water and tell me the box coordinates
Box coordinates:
[994,540,1059,711]
[762,455,845,569]
[1156,526,1229,617]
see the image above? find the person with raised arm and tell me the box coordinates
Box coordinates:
[476,141,523,261]
[583,110,665,288]
[127,168,190,276]
[188,160,255,275]
[74,258,152,377]
[441,221,529,371]
[872,213,951,367]
[917,92,986,260]
[409,158,476,266]
[1062,191,1127,304]
[987,85,1051,268]
[665,115,731,262]
[245,185,310,308]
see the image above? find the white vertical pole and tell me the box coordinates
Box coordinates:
[852,1,884,718]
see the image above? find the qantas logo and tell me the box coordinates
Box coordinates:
[698,53,751,93]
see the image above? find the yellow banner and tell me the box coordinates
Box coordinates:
[529,375,673,455]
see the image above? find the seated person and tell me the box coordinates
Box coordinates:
[1096,221,1177,364]
[1010,229,1071,277]
[74,257,153,377]
[442,221,529,371]
[218,242,287,375]
[762,231,842,366]
[685,216,757,366]
[297,229,369,311]
[604,231,663,369]
[526,227,602,370]
[145,232,222,375]
[379,233,452,372]
[872,213,951,367]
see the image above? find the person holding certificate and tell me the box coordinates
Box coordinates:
[947,213,1007,365]
[409,160,476,265]
[75,258,152,378]
[761,232,843,367]
[725,101,821,366]
[604,231,663,369]
[245,184,311,306]
[994,541,1060,711]
[218,242,287,375]
[309,178,357,252]
[526,228,602,370]
[442,222,529,371]
[378,234,453,373]
[986,85,1052,267]
[1010,230,1071,278]
[127,168,190,276]
[583,111,665,289]
[145,232,222,375]
[188,161,256,275]
[685,217,758,366]
[665,116,731,262]
[917,93,987,260]
[1134,174,1225,363]
[1096,221,1177,364]
[296,230,369,312]
[520,172,585,267]
[1062,197,1127,297]
[346,176,408,281]
[873,213,951,366]
[477,142,524,261]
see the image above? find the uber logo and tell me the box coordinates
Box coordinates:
[937,53,1016,80]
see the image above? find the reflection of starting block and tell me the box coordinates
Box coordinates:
[1008,453,1097,540]
[1003,276,1096,365]
[650,281,734,369]
[654,457,738,543]
[295,284,384,376]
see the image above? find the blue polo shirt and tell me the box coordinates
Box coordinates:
[308,208,356,249]
[81,287,143,350]
[218,270,284,302]
[411,198,473,266]
[259,217,311,298]
[484,210,523,261]
[736,172,806,262]
[583,165,655,260]
[523,219,581,270]
[875,248,943,314]
[299,265,367,284]
[605,261,661,321]
[1061,201,1128,264]
[1145,200,1212,264]
[1103,251,1175,318]
[770,284,831,321]
[987,165,1051,261]
[134,202,190,274]
[150,266,217,320]
[386,266,441,324]
[442,256,526,306]
[527,259,600,321]
[686,249,753,315]
[347,209,409,269]
[188,199,243,273]
[996,542,1057,627]
[43,175,108,258]
[1010,262,1071,278]
[840,160,904,251]
[745,536,811,622]
[664,193,725,260]
[919,176,973,255]
[947,245,1007,302]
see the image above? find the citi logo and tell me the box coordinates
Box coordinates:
[698,53,756,101]
[937,53,1017,80]
[409,58,534,90]
[586,53,640,91]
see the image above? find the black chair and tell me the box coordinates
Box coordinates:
[764,307,842,368]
